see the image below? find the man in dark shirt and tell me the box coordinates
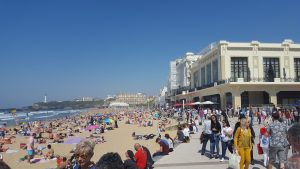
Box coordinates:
[152,138,169,157]
[175,126,185,143]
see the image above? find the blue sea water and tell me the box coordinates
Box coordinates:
[0,109,86,126]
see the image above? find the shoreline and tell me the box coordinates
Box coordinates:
[0,109,89,127]
[0,108,178,169]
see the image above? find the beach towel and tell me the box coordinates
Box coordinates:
[86,125,99,131]
[30,157,57,164]
[64,137,82,144]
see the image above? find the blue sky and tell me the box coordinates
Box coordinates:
[0,0,300,108]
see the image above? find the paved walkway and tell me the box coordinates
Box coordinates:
[154,118,290,169]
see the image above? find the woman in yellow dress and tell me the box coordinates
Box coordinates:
[234,117,252,169]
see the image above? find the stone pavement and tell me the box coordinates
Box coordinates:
[154,117,291,169]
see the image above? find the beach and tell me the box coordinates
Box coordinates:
[1,108,177,169]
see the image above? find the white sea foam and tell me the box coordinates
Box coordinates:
[34,115,55,119]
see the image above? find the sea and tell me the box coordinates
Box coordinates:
[0,109,87,126]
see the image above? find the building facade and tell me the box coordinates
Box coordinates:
[172,40,300,109]
[115,93,149,105]
[156,86,168,107]
[166,52,200,104]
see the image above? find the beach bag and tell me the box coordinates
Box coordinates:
[257,143,263,155]
[200,132,205,143]
[20,143,26,149]
[228,153,241,169]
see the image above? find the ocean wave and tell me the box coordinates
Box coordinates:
[34,115,56,119]
[0,117,15,121]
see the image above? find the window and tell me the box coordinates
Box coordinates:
[231,57,248,80]
[212,59,218,82]
[206,63,212,84]
[263,58,280,81]
[201,67,205,86]
[295,58,300,82]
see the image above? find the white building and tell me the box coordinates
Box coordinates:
[74,97,94,102]
[173,39,300,109]
[168,60,178,90]
[115,93,148,105]
[156,86,168,107]
[166,52,201,104]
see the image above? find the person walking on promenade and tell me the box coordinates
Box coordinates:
[257,108,262,125]
[234,115,256,165]
[260,129,270,167]
[234,117,252,169]
[200,115,212,155]
[267,112,289,169]
[199,109,205,125]
[194,116,200,132]
[249,107,254,127]
[210,115,221,159]
[220,119,233,161]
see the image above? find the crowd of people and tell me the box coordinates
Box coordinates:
[186,105,300,169]
[0,106,299,169]
[0,108,182,169]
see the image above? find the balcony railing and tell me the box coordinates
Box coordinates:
[166,77,300,96]
[229,77,300,83]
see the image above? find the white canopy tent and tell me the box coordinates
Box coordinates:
[109,102,129,108]
[200,101,216,105]
[192,102,202,105]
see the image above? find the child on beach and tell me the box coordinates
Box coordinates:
[44,144,54,159]
[27,133,35,163]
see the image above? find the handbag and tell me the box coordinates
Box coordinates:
[257,143,263,155]
[228,152,241,169]
[200,132,205,143]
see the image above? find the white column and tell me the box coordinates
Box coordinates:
[232,89,241,110]
[268,90,278,106]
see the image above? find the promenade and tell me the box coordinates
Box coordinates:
[154,118,291,169]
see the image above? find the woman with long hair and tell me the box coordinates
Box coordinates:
[220,119,233,161]
[210,115,221,159]
[234,117,252,169]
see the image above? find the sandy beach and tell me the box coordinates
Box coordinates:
[1,108,177,169]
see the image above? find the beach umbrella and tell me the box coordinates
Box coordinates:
[103,118,113,123]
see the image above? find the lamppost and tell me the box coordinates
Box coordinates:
[147,98,150,111]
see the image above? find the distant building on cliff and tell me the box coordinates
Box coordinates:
[115,93,152,105]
